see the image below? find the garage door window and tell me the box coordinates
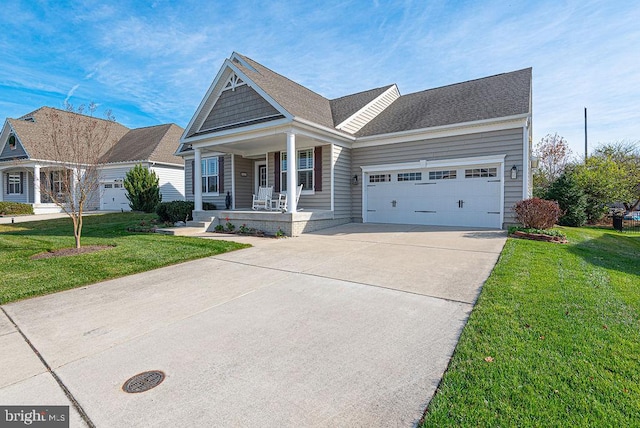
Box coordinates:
[429,170,457,180]
[369,174,391,183]
[397,172,422,181]
[465,167,497,178]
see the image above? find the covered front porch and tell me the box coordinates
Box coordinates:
[184,124,354,236]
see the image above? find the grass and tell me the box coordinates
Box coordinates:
[0,212,249,304]
[422,227,640,427]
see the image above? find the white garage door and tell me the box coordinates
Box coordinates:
[365,164,502,228]
[101,182,130,211]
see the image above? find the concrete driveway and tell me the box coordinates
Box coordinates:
[0,223,506,427]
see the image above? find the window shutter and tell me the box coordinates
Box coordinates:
[20,172,24,194]
[274,152,280,191]
[218,156,224,192]
[190,160,194,194]
[314,146,322,192]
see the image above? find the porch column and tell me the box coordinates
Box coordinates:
[286,131,297,213]
[0,170,3,202]
[194,147,203,211]
[33,165,41,204]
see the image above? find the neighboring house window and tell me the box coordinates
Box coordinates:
[7,173,21,194]
[8,134,16,150]
[202,157,219,193]
[280,149,313,192]
[51,171,66,195]
[465,167,497,178]
[429,170,457,180]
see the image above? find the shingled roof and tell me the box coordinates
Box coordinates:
[7,107,129,161]
[5,107,183,166]
[355,68,532,137]
[101,123,184,165]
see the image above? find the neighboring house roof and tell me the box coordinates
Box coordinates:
[329,85,395,126]
[3,107,184,166]
[355,68,532,137]
[6,107,129,161]
[101,123,184,165]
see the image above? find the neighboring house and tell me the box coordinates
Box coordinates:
[177,52,533,235]
[0,107,185,213]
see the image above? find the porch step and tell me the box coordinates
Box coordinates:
[185,220,211,228]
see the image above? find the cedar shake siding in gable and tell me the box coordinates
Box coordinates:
[199,85,284,134]
[351,128,525,226]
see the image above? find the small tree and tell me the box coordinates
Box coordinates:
[39,104,121,248]
[124,164,162,212]
[592,141,640,212]
[545,167,588,227]
[533,133,573,197]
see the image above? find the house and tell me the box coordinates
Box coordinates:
[0,107,185,213]
[177,52,532,236]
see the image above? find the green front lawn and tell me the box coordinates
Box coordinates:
[0,213,249,304]
[422,227,640,426]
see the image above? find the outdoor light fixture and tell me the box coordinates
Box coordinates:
[511,165,518,179]
[352,174,359,185]
[530,157,539,169]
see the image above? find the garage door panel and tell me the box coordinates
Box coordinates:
[365,164,502,228]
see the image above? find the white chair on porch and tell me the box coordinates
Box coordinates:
[275,184,303,212]
[252,186,273,210]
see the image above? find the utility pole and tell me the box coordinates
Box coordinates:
[584,107,588,161]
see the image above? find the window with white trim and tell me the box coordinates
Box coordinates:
[465,167,497,178]
[51,171,67,196]
[429,170,457,180]
[281,148,313,192]
[201,157,219,193]
[7,173,21,194]
[369,174,391,183]
[8,134,16,150]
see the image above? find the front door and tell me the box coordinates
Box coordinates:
[255,162,267,193]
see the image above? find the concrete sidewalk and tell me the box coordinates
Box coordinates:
[0,223,506,427]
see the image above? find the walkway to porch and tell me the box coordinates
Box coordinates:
[191,209,350,237]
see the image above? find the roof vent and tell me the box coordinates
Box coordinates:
[22,117,35,122]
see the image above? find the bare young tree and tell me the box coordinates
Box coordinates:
[38,104,120,248]
[533,133,573,196]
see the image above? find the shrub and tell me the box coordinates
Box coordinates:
[513,198,561,229]
[0,202,34,215]
[156,201,194,223]
[124,164,162,213]
[545,169,588,226]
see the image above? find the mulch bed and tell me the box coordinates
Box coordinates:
[510,231,568,244]
[30,245,115,260]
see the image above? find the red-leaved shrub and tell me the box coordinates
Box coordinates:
[513,198,562,229]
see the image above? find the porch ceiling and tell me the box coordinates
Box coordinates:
[199,133,319,158]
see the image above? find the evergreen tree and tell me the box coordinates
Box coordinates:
[124,164,162,212]
[545,167,588,226]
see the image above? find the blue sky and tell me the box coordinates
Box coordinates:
[1,0,638,157]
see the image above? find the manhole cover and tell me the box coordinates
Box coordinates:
[122,370,165,393]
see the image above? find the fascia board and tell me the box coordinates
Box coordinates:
[353,114,529,148]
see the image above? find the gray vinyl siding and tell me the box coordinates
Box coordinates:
[0,139,28,160]
[100,165,136,181]
[200,85,282,132]
[351,128,525,226]
[233,155,254,208]
[333,145,352,219]
[184,154,231,209]
[151,165,185,202]
[267,145,331,211]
